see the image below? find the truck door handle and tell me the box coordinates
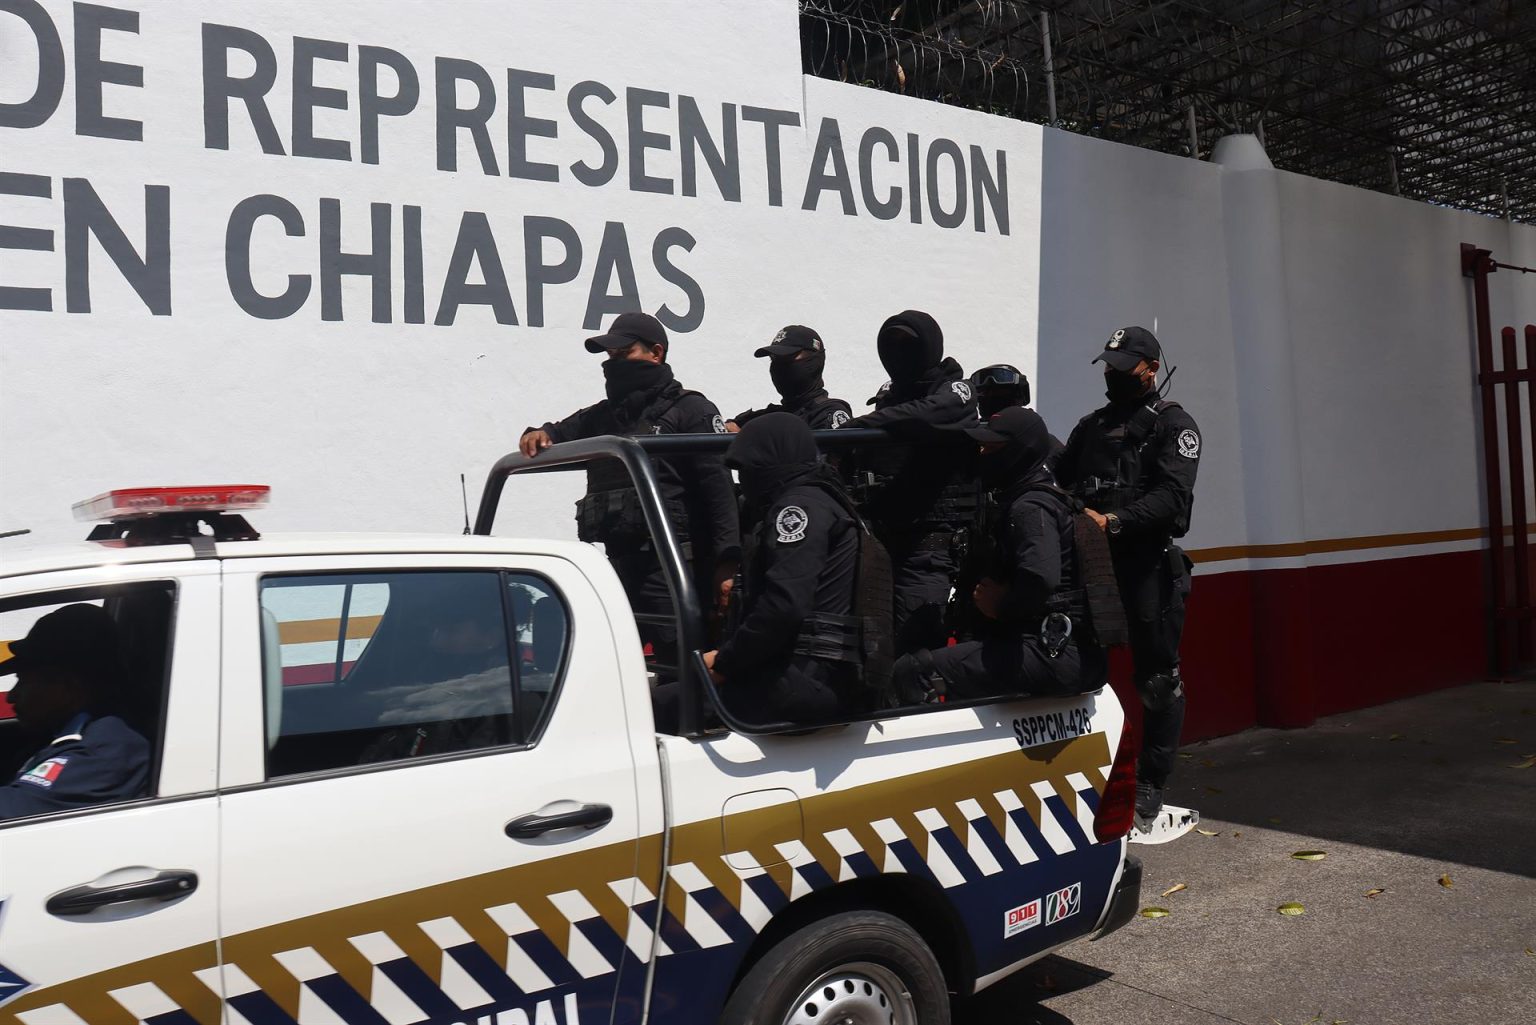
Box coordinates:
[46,870,199,917]
[505,803,613,839]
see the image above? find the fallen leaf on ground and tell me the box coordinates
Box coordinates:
[1439,874,1454,888]
[1161,882,1187,897]
[1178,752,1194,760]
[1511,755,1536,769]
[1277,902,1306,916]
[1139,906,1170,918]
[1388,733,1404,741]
[1205,786,1223,795]
[1364,888,1385,898]
[1196,828,1220,836]
[1292,850,1327,861]
[1524,948,1534,958]
[1233,831,1242,838]
[1200,757,1216,768]
[1495,737,1518,744]
[1268,817,1283,824]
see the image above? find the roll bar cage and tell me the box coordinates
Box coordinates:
[475,429,1011,736]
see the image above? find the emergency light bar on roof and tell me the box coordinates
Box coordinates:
[72,486,270,522]
[75,486,269,548]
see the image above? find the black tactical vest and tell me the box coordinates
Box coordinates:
[575,391,693,548]
[1072,398,1180,514]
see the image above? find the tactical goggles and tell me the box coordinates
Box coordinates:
[972,366,1024,388]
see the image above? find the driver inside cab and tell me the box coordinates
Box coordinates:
[0,604,149,821]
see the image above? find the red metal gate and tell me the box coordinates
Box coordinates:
[1463,243,1536,674]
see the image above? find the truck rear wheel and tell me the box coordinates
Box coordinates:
[719,910,951,1025]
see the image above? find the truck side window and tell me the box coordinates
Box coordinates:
[508,574,569,740]
[0,581,175,822]
[259,570,569,778]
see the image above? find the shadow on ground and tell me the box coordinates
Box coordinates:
[1164,680,1536,879]
[957,955,1109,1024]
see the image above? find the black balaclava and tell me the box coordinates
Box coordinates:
[726,412,821,516]
[770,350,826,406]
[978,408,1054,493]
[603,353,674,422]
[877,310,944,386]
[979,387,1021,419]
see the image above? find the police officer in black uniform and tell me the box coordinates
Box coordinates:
[0,604,149,820]
[893,407,1109,702]
[1055,326,1201,826]
[727,325,852,432]
[846,310,978,654]
[520,312,740,665]
[701,413,867,724]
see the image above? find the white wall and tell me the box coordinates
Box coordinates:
[0,0,1042,544]
[1038,125,1536,566]
[5,0,1533,567]
[1035,130,1250,552]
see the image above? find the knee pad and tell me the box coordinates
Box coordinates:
[1140,670,1183,712]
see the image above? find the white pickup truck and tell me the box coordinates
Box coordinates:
[0,435,1144,1025]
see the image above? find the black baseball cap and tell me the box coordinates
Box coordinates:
[0,603,119,677]
[964,405,1047,446]
[1093,326,1161,372]
[584,312,667,355]
[755,325,823,358]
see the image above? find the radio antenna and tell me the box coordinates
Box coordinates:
[1158,337,1178,398]
[460,474,472,535]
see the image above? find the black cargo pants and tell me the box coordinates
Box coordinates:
[886,532,959,655]
[1114,541,1193,788]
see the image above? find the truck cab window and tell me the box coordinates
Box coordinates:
[0,582,175,823]
[260,570,570,778]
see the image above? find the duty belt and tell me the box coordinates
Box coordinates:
[1073,476,1138,511]
[793,612,873,665]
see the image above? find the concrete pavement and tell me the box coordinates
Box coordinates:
[959,680,1536,1024]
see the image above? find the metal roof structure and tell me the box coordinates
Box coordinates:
[800,1,1536,220]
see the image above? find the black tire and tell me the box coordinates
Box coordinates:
[719,910,951,1025]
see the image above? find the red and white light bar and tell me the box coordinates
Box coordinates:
[72,485,271,522]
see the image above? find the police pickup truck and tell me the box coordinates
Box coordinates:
[0,433,1145,1025]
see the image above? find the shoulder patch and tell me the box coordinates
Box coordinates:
[18,757,68,789]
[951,380,973,402]
[775,505,809,543]
[830,409,851,429]
[711,414,726,434]
[1177,428,1200,459]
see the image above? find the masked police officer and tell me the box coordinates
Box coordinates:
[846,310,978,654]
[700,413,870,725]
[970,362,1065,462]
[520,312,740,666]
[0,604,148,820]
[893,407,1110,703]
[727,325,852,432]
[970,363,1032,419]
[1055,326,1200,827]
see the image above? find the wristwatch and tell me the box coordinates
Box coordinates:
[1105,513,1123,536]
